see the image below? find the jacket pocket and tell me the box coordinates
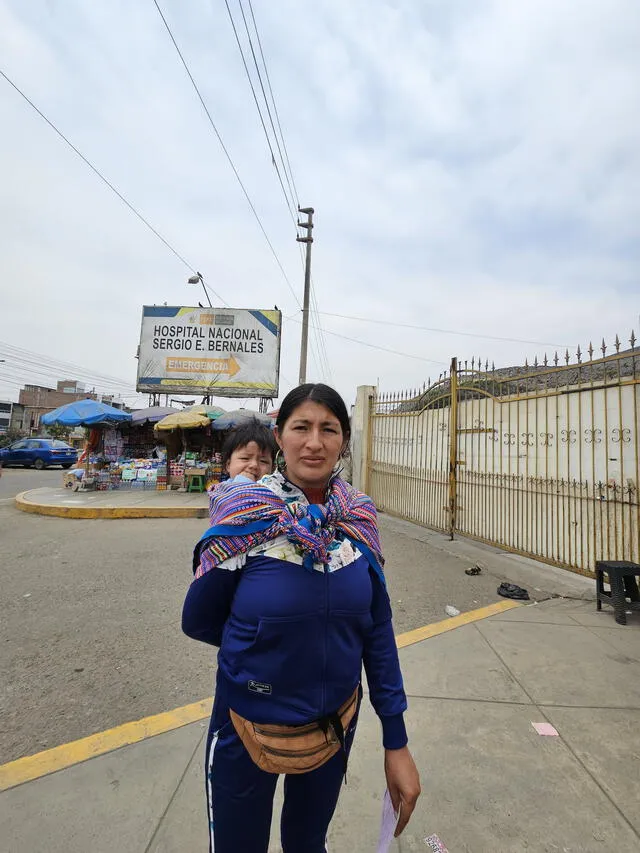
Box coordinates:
[233,614,324,717]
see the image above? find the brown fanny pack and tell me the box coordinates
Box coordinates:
[229,687,359,775]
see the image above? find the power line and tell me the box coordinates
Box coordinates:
[285,317,447,365]
[0,341,138,392]
[315,310,572,348]
[235,0,297,217]
[0,348,136,392]
[310,285,333,384]
[0,69,230,304]
[224,0,297,223]
[152,0,301,310]
[293,236,331,382]
[246,0,300,209]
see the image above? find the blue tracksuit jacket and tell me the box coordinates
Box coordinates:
[182,492,408,750]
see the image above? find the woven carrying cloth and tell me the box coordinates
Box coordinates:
[193,473,385,583]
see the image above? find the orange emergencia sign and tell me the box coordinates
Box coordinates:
[166,357,240,377]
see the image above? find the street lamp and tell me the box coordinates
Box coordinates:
[187,272,212,308]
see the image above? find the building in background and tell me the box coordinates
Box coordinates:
[16,380,125,435]
[0,400,12,434]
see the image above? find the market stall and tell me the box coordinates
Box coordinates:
[42,401,274,494]
[41,399,133,490]
[154,407,226,492]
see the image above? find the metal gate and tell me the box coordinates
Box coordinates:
[369,337,640,575]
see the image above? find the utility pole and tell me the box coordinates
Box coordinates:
[296,207,314,385]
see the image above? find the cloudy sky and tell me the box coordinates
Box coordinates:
[1,0,638,410]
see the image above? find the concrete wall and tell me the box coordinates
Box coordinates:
[351,385,375,493]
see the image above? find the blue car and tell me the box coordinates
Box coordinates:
[0,438,79,470]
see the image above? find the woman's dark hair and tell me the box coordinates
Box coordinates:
[276,384,351,442]
[221,419,278,470]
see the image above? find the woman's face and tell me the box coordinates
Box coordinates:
[275,400,346,491]
[226,441,273,481]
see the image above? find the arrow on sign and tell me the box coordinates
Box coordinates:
[225,356,240,377]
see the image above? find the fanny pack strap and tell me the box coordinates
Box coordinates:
[318,710,348,779]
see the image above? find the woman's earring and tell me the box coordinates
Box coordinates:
[275,449,286,472]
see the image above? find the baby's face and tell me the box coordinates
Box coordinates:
[226,441,273,481]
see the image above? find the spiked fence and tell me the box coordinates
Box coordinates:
[369,333,640,575]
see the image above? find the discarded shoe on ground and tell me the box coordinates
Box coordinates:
[497,582,530,601]
[465,565,482,576]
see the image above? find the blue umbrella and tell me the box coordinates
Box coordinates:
[41,399,132,426]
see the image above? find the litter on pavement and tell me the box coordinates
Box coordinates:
[465,564,482,575]
[532,722,559,736]
[445,605,461,617]
[424,834,450,852]
[497,582,530,600]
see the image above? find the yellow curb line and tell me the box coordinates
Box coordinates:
[0,699,213,793]
[395,599,522,648]
[14,491,208,519]
[0,600,522,792]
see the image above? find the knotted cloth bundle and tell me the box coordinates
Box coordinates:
[193,475,385,584]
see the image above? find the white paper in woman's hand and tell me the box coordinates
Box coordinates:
[376,790,401,852]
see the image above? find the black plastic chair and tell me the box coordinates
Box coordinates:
[595,561,640,625]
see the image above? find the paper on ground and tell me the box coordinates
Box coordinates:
[377,790,400,852]
[532,721,559,736]
[424,834,449,852]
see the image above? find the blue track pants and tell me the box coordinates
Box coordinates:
[205,691,360,852]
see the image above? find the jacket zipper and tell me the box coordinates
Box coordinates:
[321,565,329,716]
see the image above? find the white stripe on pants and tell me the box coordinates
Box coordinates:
[207,731,219,852]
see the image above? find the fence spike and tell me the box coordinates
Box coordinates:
[471,356,475,370]
[588,341,593,359]
[524,357,529,368]
[614,333,621,353]
[576,344,582,363]
[533,355,538,367]
[630,329,637,348]
[564,348,570,364]
[491,361,495,371]
[543,353,548,366]
[601,338,607,356]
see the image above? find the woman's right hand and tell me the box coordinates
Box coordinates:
[384,746,421,836]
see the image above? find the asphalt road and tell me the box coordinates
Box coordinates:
[0,467,61,501]
[1,477,511,764]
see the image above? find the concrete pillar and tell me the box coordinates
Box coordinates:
[351,385,376,493]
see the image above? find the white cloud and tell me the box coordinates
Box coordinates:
[0,0,638,409]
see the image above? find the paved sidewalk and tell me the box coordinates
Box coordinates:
[1,599,638,853]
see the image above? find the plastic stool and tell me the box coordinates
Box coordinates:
[595,561,640,625]
[187,473,207,493]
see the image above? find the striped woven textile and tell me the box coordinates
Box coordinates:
[195,476,383,579]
